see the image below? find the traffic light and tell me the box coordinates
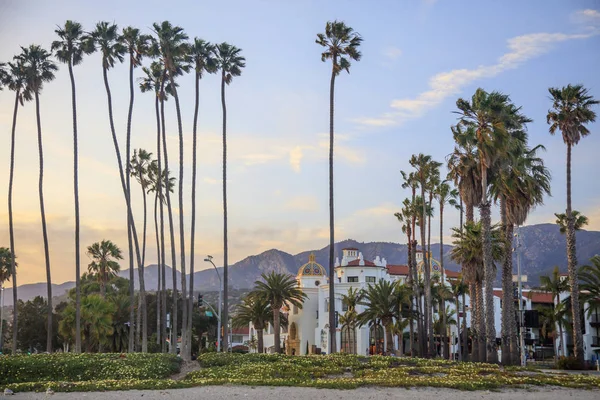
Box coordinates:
[198,293,203,307]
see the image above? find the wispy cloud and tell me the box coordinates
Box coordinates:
[284,195,320,212]
[355,11,599,128]
[289,146,304,173]
[383,46,403,61]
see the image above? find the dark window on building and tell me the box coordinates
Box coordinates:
[366,276,376,283]
[347,276,359,283]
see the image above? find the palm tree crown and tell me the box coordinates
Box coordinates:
[90,22,126,70]
[547,84,599,146]
[18,45,58,94]
[86,240,123,296]
[51,20,94,66]
[215,42,245,84]
[555,210,588,234]
[316,20,362,75]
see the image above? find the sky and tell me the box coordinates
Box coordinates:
[0,0,599,285]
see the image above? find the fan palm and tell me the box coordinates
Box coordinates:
[547,84,598,364]
[434,180,458,358]
[188,38,218,359]
[86,240,123,298]
[316,21,362,354]
[253,272,307,353]
[233,294,274,354]
[121,26,151,353]
[215,41,245,353]
[19,44,58,353]
[358,279,397,355]
[0,248,17,351]
[152,21,191,356]
[455,88,529,362]
[51,20,93,354]
[3,57,32,354]
[555,211,588,234]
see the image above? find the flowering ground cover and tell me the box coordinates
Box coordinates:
[1,353,599,393]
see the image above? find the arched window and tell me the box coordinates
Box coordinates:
[369,323,384,355]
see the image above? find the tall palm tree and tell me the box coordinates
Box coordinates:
[20,44,58,353]
[555,211,588,234]
[547,84,598,365]
[339,287,363,354]
[152,21,191,356]
[316,21,362,354]
[188,38,217,359]
[233,294,274,354]
[455,89,528,363]
[410,153,440,357]
[434,180,458,358]
[3,57,32,354]
[51,20,93,354]
[539,266,569,359]
[215,42,245,353]
[121,26,151,353]
[86,240,123,298]
[253,272,307,353]
[129,148,153,351]
[358,279,396,355]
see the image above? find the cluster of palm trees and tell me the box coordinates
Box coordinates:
[392,85,596,365]
[0,20,246,360]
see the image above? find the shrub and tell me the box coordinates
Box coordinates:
[556,356,584,370]
[0,353,181,385]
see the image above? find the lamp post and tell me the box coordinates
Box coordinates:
[204,255,222,353]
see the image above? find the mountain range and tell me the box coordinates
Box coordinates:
[2,223,599,306]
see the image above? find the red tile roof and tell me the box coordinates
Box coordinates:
[527,292,554,304]
[231,327,249,335]
[346,259,377,267]
[445,269,460,278]
[387,265,409,275]
[493,290,503,299]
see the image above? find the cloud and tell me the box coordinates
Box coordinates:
[289,146,304,173]
[284,195,320,212]
[203,177,219,185]
[355,12,599,128]
[355,203,398,217]
[383,46,403,60]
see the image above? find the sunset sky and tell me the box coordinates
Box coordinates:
[1,0,599,285]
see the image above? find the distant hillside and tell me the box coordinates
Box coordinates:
[3,223,599,306]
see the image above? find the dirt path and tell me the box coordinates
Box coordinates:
[9,385,600,399]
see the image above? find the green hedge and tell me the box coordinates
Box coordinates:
[0,353,181,385]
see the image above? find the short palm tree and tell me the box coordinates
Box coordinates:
[450,277,468,361]
[358,279,397,355]
[0,247,17,350]
[316,21,362,353]
[19,44,58,353]
[547,84,598,364]
[3,57,32,354]
[538,266,569,359]
[340,287,363,354]
[393,282,412,356]
[86,240,123,298]
[555,211,588,234]
[579,255,600,320]
[81,294,115,352]
[51,20,93,354]
[215,41,245,353]
[253,272,307,353]
[188,38,217,360]
[233,294,274,354]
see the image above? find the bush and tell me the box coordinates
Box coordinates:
[0,353,181,385]
[556,356,584,370]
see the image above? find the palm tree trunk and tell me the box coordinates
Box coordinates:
[8,90,20,354]
[500,198,513,365]
[257,328,264,353]
[126,55,136,354]
[139,175,148,352]
[159,89,168,354]
[506,223,518,365]
[476,280,486,362]
[154,190,161,345]
[480,166,497,363]
[558,322,565,357]
[462,291,468,361]
[168,75,188,361]
[67,59,82,354]
[220,70,229,353]
[565,143,583,365]
[162,120,178,355]
[273,308,281,353]
[456,294,462,361]
[385,321,394,355]
[440,203,447,359]
[328,62,337,355]
[188,71,200,362]
[420,200,431,357]
[427,194,435,357]
[101,64,144,348]
[470,282,478,362]
[406,228,415,357]
[35,91,53,353]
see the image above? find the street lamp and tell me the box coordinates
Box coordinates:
[204,256,222,353]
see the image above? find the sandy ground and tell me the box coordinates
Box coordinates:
[8,386,600,399]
